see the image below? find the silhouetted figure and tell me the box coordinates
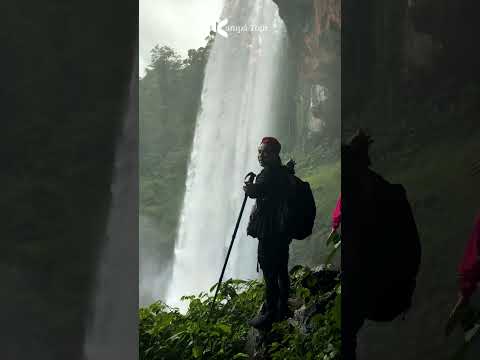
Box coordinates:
[342,130,421,360]
[244,137,294,329]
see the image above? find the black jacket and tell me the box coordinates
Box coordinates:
[246,164,292,240]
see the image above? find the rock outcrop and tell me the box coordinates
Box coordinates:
[246,266,340,359]
[273,0,341,149]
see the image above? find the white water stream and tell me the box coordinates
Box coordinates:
[165,0,287,309]
[83,63,138,359]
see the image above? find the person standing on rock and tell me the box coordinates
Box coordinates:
[243,137,295,329]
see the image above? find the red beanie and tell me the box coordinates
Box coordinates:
[260,137,281,153]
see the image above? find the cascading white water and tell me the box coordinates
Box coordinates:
[83,63,138,359]
[166,0,287,308]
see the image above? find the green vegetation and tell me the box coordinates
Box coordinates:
[140,39,213,226]
[139,266,340,360]
[140,279,262,360]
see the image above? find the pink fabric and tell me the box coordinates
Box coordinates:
[332,193,342,231]
[459,213,480,299]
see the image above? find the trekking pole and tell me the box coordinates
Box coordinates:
[208,172,256,322]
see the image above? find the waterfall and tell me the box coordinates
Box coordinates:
[166,0,287,309]
[83,62,138,359]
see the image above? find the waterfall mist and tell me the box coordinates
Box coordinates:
[140,214,172,306]
[83,62,138,359]
[165,0,287,309]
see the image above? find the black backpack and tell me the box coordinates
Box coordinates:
[287,175,316,240]
[365,181,421,322]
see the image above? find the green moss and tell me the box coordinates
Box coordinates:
[289,157,340,268]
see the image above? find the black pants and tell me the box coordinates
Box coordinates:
[342,280,366,360]
[258,237,290,316]
[342,305,365,360]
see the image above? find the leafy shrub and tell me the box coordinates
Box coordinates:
[139,267,341,360]
[140,279,263,359]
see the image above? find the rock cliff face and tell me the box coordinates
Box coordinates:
[408,0,480,78]
[273,0,341,150]
[273,0,340,81]
[342,4,480,360]
[246,266,340,359]
[342,0,480,131]
[274,1,480,359]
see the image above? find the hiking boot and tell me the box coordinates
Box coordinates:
[248,312,275,329]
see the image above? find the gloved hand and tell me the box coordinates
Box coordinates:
[243,182,256,197]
